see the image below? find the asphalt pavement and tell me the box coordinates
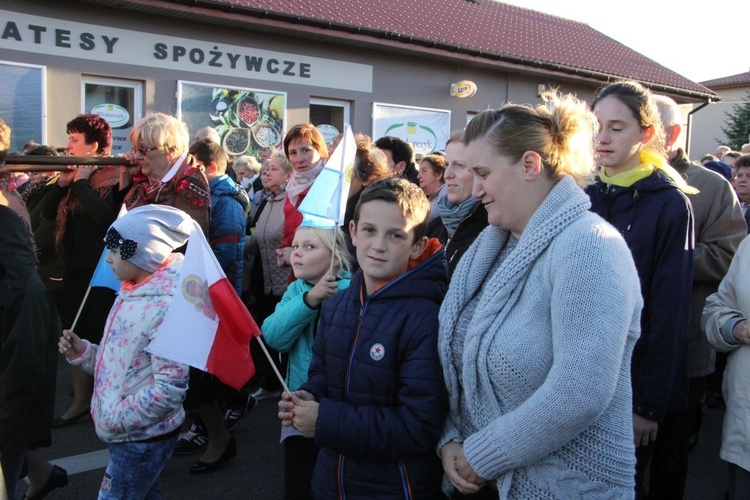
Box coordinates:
[25,354,729,499]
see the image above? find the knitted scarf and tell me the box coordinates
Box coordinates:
[437,195,482,237]
[439,175,590,494]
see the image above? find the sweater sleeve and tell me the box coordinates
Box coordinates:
[631,195,693,421]
[312,308,449,462]
[702,237,750,353]
[462,225,643,481]
[262,281,317,354]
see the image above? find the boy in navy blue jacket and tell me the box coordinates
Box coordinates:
[279,178,449,499]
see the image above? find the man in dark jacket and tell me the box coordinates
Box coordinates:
[375,135,420,186]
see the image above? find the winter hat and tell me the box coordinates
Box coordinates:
[105,205,193,273]
[703,161,733,181]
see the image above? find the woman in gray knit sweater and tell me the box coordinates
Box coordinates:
[438,91,643,499]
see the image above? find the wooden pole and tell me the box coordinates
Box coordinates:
[4,155,131,170]
[253,336,292,395]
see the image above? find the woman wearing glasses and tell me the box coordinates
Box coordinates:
[117,113,210,233]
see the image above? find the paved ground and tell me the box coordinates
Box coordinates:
[22,354,729,499]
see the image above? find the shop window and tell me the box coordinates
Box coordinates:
[83,77,142,153]
[0,61,45,152]
[310,98,350,146]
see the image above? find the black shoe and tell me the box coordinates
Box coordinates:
[25,465,68,499]
[223,395,257,431]
[174,423,208,455]
[51,408,90,428]
[189,437,237,474]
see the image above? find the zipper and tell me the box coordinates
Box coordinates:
[398,462,414,499]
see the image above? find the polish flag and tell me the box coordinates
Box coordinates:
[147,222,259,390]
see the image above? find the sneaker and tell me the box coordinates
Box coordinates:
[173,423,208,455]
[223,395,258,431]
[250,387,281,401]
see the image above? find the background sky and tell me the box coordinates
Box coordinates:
[500,0,747,84]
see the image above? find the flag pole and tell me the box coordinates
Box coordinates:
[253,336,292,395]
[329,246,337,276]
[70,286,92,331]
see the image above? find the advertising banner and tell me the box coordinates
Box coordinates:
[372,103,451,155]
[178,81,285,160]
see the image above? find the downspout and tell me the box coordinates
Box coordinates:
[686,99,713,158]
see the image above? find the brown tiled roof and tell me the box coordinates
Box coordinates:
[86,0,716,99]
[701,71,750,91]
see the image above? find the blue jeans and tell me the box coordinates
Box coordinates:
[99,436,177,500]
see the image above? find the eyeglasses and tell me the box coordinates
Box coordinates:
[134,146,159,156]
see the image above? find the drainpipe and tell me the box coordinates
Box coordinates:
[686,99,712,158]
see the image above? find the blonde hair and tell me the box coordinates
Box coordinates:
[233,155,261,175]
[295,225,352,278]
[269,151,293,175]
[465,90,598,188]
[130,113,190,156]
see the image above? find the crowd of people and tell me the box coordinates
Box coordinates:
[2,78,750,500]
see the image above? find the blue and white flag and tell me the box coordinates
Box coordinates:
[89,204,129,292]
[298,123,356,228]
[89,247,123,291]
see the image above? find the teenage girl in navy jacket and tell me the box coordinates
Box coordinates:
[587,81,695,499]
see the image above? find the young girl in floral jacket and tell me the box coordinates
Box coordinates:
[58,205,193,499]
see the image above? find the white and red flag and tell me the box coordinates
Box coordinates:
[147,221,259,390]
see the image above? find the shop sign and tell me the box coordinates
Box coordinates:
[91,104,129,128]
[372,103,451,155]
[0,10,372,92]
[316,124,340,143]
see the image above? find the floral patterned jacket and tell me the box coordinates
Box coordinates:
[69,254,189,443]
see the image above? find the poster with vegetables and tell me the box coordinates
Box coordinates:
[178,81,285,160]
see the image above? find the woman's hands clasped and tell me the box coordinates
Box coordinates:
[440,440,486,495]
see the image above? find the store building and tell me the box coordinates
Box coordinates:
[0,0,715,157]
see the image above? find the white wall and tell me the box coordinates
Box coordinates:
[690,87,750,158]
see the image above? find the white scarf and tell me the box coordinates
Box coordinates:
[284,160,324,205]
